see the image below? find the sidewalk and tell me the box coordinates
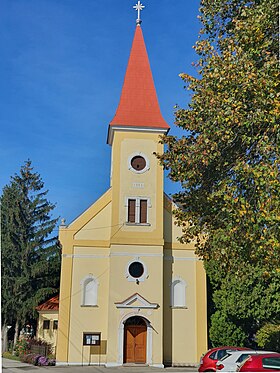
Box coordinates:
[2,357,34,368]
[2,357,38,373]
[2,358,198,372]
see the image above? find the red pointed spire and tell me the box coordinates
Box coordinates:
[109,26,169,133]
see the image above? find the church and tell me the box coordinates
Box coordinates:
[56,3,207,367]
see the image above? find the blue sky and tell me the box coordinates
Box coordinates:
[1,0,201,226]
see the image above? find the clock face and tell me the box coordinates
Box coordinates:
[131,155,146,171]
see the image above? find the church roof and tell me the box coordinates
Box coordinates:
[109,25,170,132]
[36,295,59,311]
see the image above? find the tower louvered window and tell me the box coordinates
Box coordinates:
[128,199,136,223]
[140,199,147,223]
[127,198,149,224]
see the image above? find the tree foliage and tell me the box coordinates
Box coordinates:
[256,322,280,351]
[209,311,247,347]
[158,0,279,346]
[1,160,60,340]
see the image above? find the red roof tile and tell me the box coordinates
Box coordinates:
[36,295,59,311]
[109,26,169,130]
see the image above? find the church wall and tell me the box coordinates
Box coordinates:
[74,202,112,241]
[172,252,197,365]
[163,193,208,365]
[106,128,165,366]
[164,196,197,249]
[163,202,173,243]
[106,244,164,366]
[108,245,163,300]
[56,239,73,364]
[196,260,208,361]
[163,249,198,365]
[67,247,110,365]
[110,131,164,246]
[118,136,159,233]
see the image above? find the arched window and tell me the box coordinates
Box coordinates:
[81,275,99,306]
[171,278,187,307]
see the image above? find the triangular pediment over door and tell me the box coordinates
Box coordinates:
[115,293,159,309]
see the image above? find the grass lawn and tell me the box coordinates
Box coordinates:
[2,352,21,361]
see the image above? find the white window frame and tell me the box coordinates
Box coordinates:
[128,152,150,174]
[80,274,99,307]
[170,277,187,308]
[125,258,148,282]
[125,197,151,224]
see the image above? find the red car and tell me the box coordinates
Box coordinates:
[199,346,250,372]
[238,353,280,372]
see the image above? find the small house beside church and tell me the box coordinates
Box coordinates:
[36,295,59,354]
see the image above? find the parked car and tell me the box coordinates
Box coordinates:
[198,346,250,372]
[238,353,280,372]
[216,350,276,372]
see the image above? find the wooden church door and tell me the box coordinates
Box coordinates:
[124,317,147,363]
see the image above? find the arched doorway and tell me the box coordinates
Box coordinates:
[123,316,147,364]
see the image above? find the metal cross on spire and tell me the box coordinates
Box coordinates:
[133,1,145,26]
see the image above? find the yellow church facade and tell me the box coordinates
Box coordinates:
[56,13,207,368]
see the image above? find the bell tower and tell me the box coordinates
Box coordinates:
[105,6,170,367]
[107,20,169,246]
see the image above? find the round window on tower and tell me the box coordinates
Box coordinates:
[126,259,147,282]
[128,261,144,278]
[131,156,146,171]
[128,153,150,174]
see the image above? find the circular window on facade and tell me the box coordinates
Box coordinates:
[131,156,146,171]
[128,261,144,278]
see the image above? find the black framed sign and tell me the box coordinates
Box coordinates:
[83,332,101,346]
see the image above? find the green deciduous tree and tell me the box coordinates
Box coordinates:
[1,160,61,350]
[158,0,279,347]
[256,322,280,351]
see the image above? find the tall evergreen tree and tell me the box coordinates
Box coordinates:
[158,0,279,347]
[1,160,60,349]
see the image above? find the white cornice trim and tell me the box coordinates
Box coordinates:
[111,252,163,257]
[116,305,157,309]
[63,253,163,259]
[107,125,169,145]
[62,254,109,259]
[62,253,198,260]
